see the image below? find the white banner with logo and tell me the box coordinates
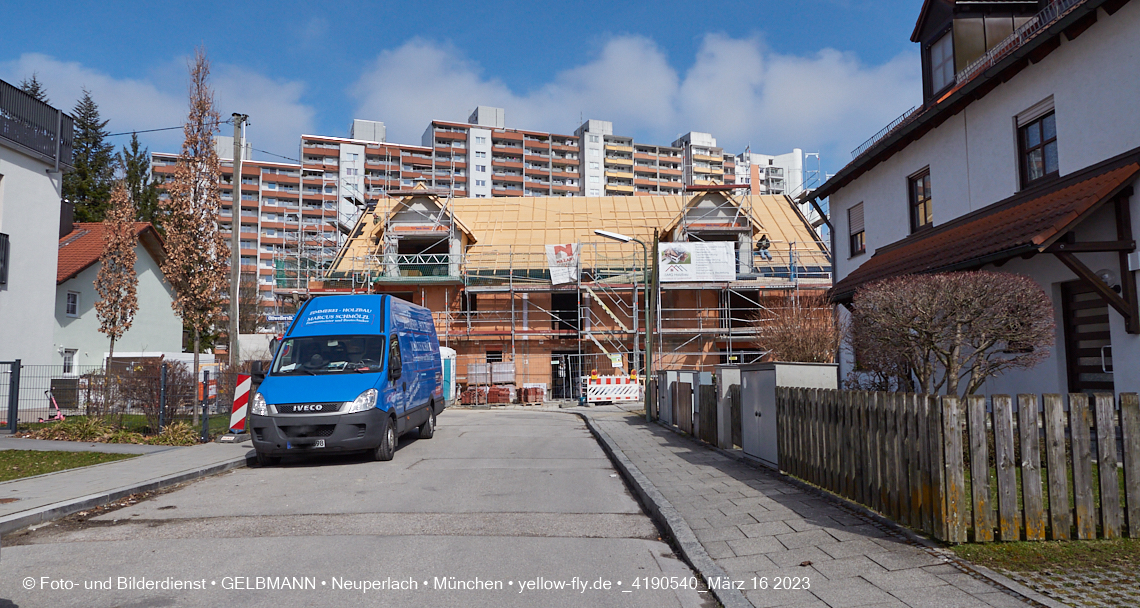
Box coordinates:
[546,243,580,285]
[658,242,736,282]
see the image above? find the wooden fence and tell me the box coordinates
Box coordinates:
[776,388,1140,543]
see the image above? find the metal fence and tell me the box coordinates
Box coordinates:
[2,362,251,438]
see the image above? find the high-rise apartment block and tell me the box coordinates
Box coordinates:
[733,148,804,197]
[151,106,801,310]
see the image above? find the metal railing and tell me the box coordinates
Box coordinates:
[850,106,919,159]
[0,79,74,168]
[954,0,1083,86]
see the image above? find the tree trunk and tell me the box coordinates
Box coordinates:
[192,329,200,427]
[107,337,116,423]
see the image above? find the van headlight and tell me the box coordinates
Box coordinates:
[344,389,378,414]
[251,392,268,416]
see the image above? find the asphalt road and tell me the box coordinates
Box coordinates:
[1,409,711,608]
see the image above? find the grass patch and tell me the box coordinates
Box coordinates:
[952,538,1140,573]
[20,418,203,446]
[0,450,138,482]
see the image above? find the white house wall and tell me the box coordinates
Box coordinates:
[0,144,62,367]
[832,3,1140,396]
[54,243,182,368]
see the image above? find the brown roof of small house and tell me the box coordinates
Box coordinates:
[830,151,1140,301]
[57,222,164,284]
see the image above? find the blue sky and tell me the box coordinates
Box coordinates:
[0,0,924,178]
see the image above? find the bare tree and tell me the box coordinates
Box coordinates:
[848,271,1055,397]
[753,291,840,363]
[94,180,139,396]
[160,48,229,428]
[238,273,265,334]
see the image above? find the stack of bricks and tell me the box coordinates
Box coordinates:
[519,387,545,404]
[459,387,488,405]
[486,386,512,404]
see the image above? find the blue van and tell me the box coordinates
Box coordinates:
[249,294,444,465]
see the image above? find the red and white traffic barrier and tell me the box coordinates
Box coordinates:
[229,374,251,433]
[587,376,643,403]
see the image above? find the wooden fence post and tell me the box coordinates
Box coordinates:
[1094,393,1122,539]
[919,394,934,536]
[993,395,1019,542]
[1070,393,1097,540]
[885,393,899,520]
[1043,394,1071,540]
[968,394,994,542]
[856,391,868,507]
[930,395,949,541]
[1019,394,1046,541]
[871,392,885,514]
[1121,393,1140,539]
[908,394,922,529]
[944,396,968,543]
[894,393,909,526]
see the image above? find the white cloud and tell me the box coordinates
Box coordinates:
[350,35,921,172]
[0,53,315,161]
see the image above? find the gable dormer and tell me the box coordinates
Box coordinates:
[912,0,1043,103]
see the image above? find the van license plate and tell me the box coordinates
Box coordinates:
[313,439,325,448]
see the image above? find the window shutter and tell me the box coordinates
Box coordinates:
[0,233,9,286]
[848,203,865,235]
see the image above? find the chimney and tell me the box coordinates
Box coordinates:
[59,200,75,238]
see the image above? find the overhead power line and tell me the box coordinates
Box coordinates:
[252,148,299,163]
[106,118,235,138]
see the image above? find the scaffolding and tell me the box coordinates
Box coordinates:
[270,189,833,391]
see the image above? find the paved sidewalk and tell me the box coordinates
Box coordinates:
[0,442,252,534]
[0,436,176,454]
[582,408,1050,608]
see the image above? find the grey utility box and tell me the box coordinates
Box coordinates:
[738,362,837,469]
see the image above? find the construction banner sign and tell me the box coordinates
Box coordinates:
[659,242,736,282]
[546,243,580,285]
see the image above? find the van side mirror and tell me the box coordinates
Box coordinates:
[251,360,266,383]
[269,338,279,357]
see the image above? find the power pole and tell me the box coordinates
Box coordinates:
[230,113,248,369]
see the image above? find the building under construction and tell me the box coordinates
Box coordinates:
[272,186,831,398]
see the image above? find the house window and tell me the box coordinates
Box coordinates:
[476,165,486,173]
[588,188,601,196]
[475,179,486,187]
[909,170,933,233]
[589,162,599,170]
[848,202,866,256]
[1020,112,1058,188]
[63,349,77,375]
[474,151,486,158]
[930,32,955,93]
[589,148,600,157]
[589,135,600,143]
[474,136,486,144]
[66,292,80,317]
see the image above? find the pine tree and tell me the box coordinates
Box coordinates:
[120,133,162,231]
[64,89,116,222]
[19,73,49,103]
[94,181,139,390]
[160,49,230,429]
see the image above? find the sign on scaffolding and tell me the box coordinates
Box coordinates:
[545,243,580,285]
[658,242,736,282]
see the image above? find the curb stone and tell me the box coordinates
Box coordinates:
[648,418,1069,608]
[0,452,254,535]
[577,411,753,608]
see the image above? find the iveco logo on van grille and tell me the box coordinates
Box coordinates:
[277,403,339,414]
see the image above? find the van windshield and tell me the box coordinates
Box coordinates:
[271,335,386,375]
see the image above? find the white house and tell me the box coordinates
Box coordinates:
[55,222,182,372]
[0,79,73,367]
[806,0,1139,396]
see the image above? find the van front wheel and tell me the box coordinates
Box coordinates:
[374,417,396,461]
[419,404,436,439]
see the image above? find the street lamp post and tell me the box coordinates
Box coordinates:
[594,229,650,394]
